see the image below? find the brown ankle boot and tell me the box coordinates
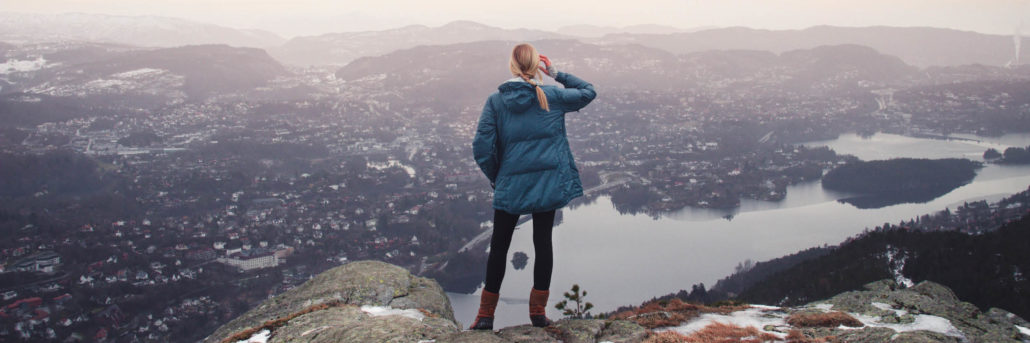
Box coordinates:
[469,290,499,330]
[529,288,553,327]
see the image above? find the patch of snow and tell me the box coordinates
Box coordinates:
[84,79,130,88]
[298,325,332,337]
[885,246,915,288]
[355,73,388,82]
[0,57,47,74]
[812,303,834,312]
[112,68,168,78]
[871,302,909,316]
[749,304,781,310]
[360,305,425,321]
[1017,325,1030,336]
[836,324,861,330]
[850,312,965,339]
[663,307,788,338]
[234,328,269,343]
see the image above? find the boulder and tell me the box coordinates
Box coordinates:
[816,279,1024,343]
[552,319,606,343]
[596,320,649,343]
[435,330,514,343]
[496,324,562,342]
[203,260,457,343]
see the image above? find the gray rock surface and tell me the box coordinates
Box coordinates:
[205,262,1028,343]
[203,260,457,343]
[810,279,1027,343]
[204,260,648,343]
[496,325,562,342]
[596,320,649,343]
[435,330,515,343]
[552,319,606,343]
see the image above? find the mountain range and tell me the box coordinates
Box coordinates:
[555,24,716,37]
[286,23,1029,68]
[269,20,569,66]
[332,39,919,116]
[3,13,1027,69]
[596,25,1029,68]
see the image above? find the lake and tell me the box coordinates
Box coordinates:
[448,132,1030,328]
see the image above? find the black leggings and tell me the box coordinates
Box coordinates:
[484,209,555,294]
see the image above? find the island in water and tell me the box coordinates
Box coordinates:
[984,146,1030,164]
[822,158,982,209]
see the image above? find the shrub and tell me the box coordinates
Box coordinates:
[555,284,594,318]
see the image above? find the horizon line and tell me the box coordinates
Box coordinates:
[0,10,1019,39]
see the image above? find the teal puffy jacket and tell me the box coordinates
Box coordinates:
[473,72,596,215]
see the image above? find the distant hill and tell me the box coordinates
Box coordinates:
[556,24,715,37]
[85,44,289,97]
[282,22,1007,68]
[271,21,570,66]
[334,40,919,115]
[734,213,1030,321]
[0,44,289,124]
[0,12,285,48]
[597,26,1029,67]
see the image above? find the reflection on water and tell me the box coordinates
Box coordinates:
[802,132,1030,161]
[448,132,1030,329]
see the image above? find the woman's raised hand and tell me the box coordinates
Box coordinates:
[538,54,557,78]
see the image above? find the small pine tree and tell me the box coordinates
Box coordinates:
[554,284,594,319]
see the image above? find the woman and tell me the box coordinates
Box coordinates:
[470,43,596,330]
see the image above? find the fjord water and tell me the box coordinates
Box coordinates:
[449,132,1030,328]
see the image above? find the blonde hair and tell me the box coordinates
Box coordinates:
[509,43,549,111]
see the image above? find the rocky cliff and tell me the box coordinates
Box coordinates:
[205,261,1030,343]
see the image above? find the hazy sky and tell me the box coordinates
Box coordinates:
[3,0,1029,37]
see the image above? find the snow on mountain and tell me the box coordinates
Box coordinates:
[2,42,288,101]
[0,12,285,48]
[0,56,47,74]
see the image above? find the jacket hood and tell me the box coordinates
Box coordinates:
[498,80,538,113]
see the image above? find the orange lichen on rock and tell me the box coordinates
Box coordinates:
[219,300,356,343]
[610,298,751,329]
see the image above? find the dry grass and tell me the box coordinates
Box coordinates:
[644,331,691,343]
[609,298,752,329]
[417,308,439,319]
[683,322,782,343]
[644,323,782,343]
[786,311,863,328]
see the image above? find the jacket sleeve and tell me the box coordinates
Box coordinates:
[554,71,597,112]
[472,97,500,184]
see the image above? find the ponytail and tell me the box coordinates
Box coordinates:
[509,43,550,111]
[534,82,549,112]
